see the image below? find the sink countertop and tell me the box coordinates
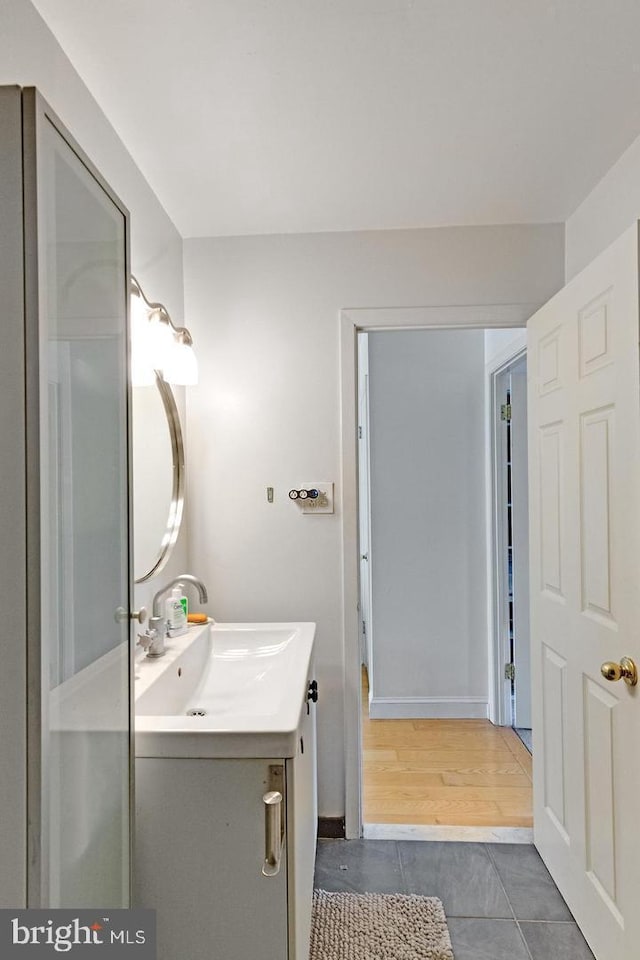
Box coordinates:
[135,621,316,759]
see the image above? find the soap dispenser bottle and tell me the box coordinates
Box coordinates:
[166,584,188,637]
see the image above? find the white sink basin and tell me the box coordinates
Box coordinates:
[135,621,316,758]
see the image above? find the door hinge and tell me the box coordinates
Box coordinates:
[362,619,366,636]
[500,403,512,422]
[504,663,515,681]
[358,425,363,439]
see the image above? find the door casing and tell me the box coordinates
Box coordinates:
[357,332,373,681]
[490,348,531,728]
[339,304,535,839]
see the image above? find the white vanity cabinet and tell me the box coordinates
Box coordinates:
[134,668,317,960]
[286,679,318,959]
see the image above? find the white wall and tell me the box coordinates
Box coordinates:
[0,2,183,303]
[566,129,640,279]
[367,329,488,718]
[0,0,189,614]
[184,223,564,816]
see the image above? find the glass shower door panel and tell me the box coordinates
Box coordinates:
[39,114,130,907]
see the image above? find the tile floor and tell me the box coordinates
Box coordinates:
[314,839,595,959]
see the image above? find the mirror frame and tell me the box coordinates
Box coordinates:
[134,371,185,583]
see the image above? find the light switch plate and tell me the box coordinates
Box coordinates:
[298,482,334,514]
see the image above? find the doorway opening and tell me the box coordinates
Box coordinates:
[356,326,532,840]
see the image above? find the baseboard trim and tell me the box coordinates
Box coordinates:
[368,696,488,720]
[318,816,346,839]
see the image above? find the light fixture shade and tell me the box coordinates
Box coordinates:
[163,340,199,386]
[149,316,175,373]
[131,293,155,386]
[130,277,199,386]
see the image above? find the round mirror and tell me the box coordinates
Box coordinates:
[132,372,185,582]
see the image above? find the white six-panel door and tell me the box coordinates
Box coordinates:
[528,223,640,960]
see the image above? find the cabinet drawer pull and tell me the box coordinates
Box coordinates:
[262,790,283,877]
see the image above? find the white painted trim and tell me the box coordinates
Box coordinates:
[485,333,528,376]
[369,697,488,720]
[486,346,528,727]
[484,338,528,725]
[363,823,534,844]
[356,333,373,678]
[340,303,536,840]
[340,309,362,842]
[484,369,498,725]
[492,366,512,727]
[343,303,535,330]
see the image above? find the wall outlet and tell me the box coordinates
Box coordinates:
[298,482,334,514]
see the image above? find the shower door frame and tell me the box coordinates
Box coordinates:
[21,85,134,906]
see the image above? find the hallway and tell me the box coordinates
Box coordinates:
[362,671,533,828]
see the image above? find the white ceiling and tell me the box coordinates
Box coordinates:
[31,0,640,238]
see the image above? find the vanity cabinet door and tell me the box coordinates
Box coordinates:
[287,680,318,960]
[135,757,289,960]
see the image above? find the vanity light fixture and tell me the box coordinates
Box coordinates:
[131,276,198,386]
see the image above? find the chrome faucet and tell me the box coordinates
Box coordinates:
[137,574,209,658]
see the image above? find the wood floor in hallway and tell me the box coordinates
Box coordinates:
[362,670,533,827]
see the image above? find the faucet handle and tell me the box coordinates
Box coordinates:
[137,628,156,651]
[115,606,148,625]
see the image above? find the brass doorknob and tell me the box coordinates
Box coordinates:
[601,657,638,687]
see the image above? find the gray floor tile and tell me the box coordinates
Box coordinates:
[487,843,573,921]
[521,921,595,959]
[447,919,530,960]
[398,841,512,918]
[314,839,405,894]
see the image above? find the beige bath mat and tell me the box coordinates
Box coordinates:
[311,889,455,959]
